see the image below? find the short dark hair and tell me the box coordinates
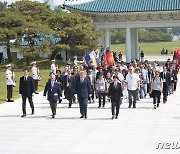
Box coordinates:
[113,75,118,79]
[23,68,29,72]
[56,69,61,74]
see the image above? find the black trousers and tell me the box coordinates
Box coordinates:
[152,90,161,104]
[33,79,38,91]
[22,94,34,115]
[111,99,122,116]
[49,101,57,115]
[128,89,138,107]
[7,85,13,100]
[78,97,88,117]
[88,86,94,101]
[98,92,106,107]
[162,82,168,102]
[174,82,177,91]
[65,87,73,107]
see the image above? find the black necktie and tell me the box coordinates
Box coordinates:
[164,73,166,79]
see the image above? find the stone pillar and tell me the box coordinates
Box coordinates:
[105,29,110,49]
[126,26,131,63]
[131,28,139,61]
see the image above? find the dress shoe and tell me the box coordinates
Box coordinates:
[112,116,115,120]
[7,99,14,102]
[115,116,118,119]
[98,106,101,108]
[154,105,156,109]
[157,104,159,108]
[35,92,39,94]
[31,110,34,115]
[21,114,26,118]
[84,116,87,119]
[133,106,136,108]
[52,115,55,119]
[128,106,131,108]
[80,115,84,118]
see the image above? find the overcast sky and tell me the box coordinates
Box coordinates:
[4,0,64,6]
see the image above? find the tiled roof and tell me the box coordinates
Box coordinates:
[17,34,61,46]
[65,0,180,13]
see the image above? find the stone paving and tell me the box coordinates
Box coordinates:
[0,77,180,154]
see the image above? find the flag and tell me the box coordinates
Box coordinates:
[85,51,97,66]
[95,49,100,63]
[105,51,115,67]
[99,50,105,58]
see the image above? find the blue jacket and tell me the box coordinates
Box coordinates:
[75,77,92,98]
[43,81,62,102]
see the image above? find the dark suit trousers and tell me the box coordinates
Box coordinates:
[49,101,57,115]
[78,97,88,117]
[163,82,168,102]
[128,89,138,107]
[7,85,13,100]
[65,87,73,107]
[22,94,34,114]
[111,99,122,116]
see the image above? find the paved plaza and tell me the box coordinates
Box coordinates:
[0,77,180,154]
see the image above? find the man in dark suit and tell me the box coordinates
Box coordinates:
[19,68,35,118]
[75,71,92,119]
[160,66,171,103]
[108,76,123,119]
[63,69,75,108]
[44,73,62,118]
[87,69,96,103]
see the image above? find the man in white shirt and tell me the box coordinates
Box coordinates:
[5,64,15,102]
[51,60,56,75]
[31,61,40,94]
[125,67,140,108]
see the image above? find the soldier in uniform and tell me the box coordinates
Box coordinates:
[31,61,40,94]
[51,60,56,75]
[5,64,15,102]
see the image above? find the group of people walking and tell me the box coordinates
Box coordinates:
[5,56,178,119]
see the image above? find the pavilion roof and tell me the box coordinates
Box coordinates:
[64,0,180,13]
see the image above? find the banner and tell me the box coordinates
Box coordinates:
[173,48,180,70]
[105,51,115,67]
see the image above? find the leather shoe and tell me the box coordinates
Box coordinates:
[31,110,34,115]
[35,92,39,94]
[52,115,55,119]
[115,116,118,119]
[21,114,26,118]
[80,115,84,118]
[84,116,87,119]
[157,104,159,108]
[112,116,115,120]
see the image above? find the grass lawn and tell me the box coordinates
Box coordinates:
[0,70,50,104]
[111,41,180,55]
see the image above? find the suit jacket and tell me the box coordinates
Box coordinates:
[75,77,92,98]
[108,82,123,102]
[63,75,75,90]
[87,75,96,89]
[43,81,62,102]
[19,76,34,96]
[160,72,171,86]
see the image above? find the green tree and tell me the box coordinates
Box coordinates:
[0,0,55,63]
[0,1,7,11]
[49,13,102,59]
